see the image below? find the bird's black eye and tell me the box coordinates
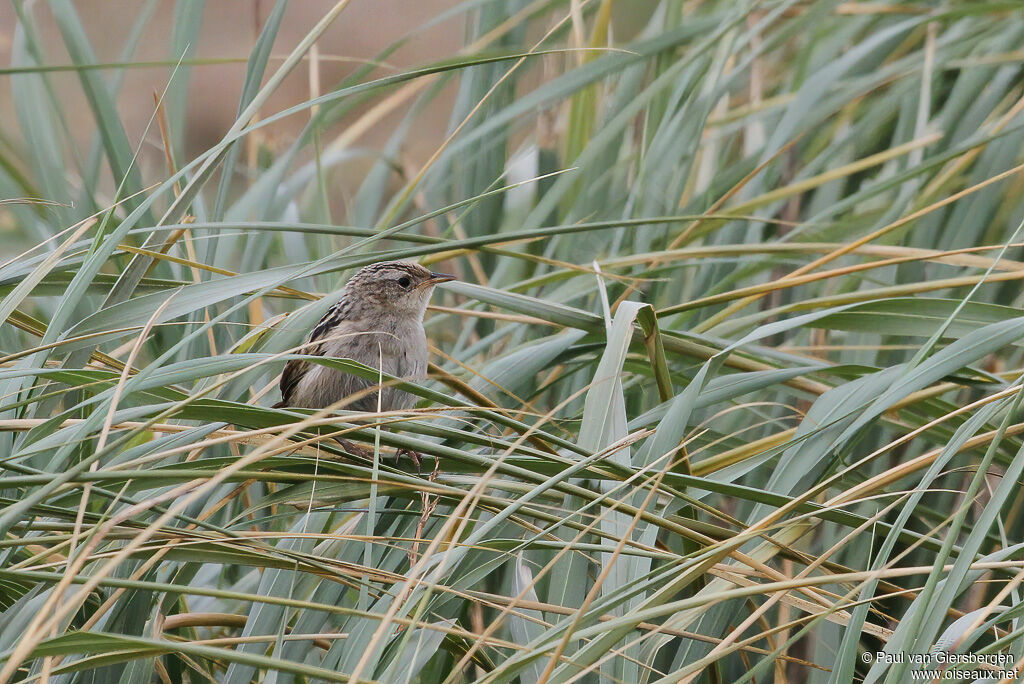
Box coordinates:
[398,276,412,289]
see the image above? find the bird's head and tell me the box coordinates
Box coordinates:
[343,261,454,319]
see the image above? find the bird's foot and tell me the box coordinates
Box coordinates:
[335,440,430,474]
[394,447,422,472]
[334,438,374,458]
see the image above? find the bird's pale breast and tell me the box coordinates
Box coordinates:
[291,316,428,412]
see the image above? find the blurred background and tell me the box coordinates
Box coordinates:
[0,0,661,251]
[0,0,463,245]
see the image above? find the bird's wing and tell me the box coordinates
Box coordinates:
[277,357,310,408]
[277,299,348,407]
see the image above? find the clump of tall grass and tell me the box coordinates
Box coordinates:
[3,1,1024,682]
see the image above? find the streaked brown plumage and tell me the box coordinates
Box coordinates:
[275,261,453,415]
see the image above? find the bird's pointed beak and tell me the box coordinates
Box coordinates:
[423,272,456,287]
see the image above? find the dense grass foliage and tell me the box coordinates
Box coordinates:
[4,1,1024,681]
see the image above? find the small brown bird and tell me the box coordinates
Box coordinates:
[275,261,454,466]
